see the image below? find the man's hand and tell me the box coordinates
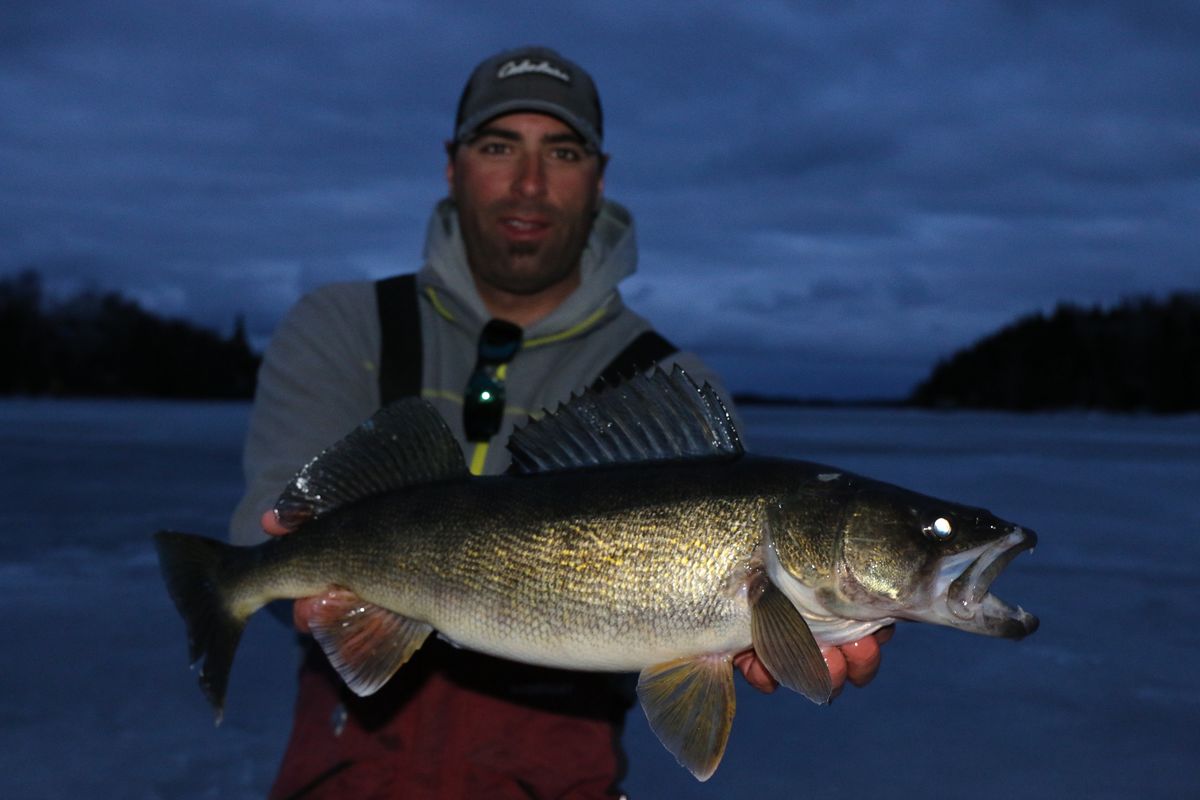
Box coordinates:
[261,509,326,634]
[261,508,292,537]
[733,625,894,697]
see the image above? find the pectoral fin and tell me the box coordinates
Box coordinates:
[308,591,432,697]
[636,655,736,782]
[751,582,833,704]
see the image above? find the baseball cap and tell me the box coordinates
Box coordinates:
[453,46,603,153]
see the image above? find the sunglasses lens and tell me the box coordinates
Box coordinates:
[463,319,523,442]
[464,370,504,441]
[478,320,522,363]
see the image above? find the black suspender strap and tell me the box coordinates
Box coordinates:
[590,330,678,391]
[375,274,423,405]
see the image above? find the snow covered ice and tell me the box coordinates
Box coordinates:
[2,399,1197,799]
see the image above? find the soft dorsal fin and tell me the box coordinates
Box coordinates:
[507,366,743,474]
[274,398,468,526]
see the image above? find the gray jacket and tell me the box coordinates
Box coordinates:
[230,197,733,546]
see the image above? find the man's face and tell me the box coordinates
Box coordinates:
[448,112,605,298]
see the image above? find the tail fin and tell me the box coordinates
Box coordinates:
[154,530,253,723]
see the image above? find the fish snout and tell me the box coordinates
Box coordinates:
[944,525,1038,637]
[1016,525,1037,551]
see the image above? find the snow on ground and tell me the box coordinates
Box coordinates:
[1,399,1197,799]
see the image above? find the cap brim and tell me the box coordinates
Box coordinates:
[455,100,602,152]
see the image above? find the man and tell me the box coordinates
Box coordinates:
[231,46,889,799]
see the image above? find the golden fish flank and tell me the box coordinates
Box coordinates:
[156,367,1038,781]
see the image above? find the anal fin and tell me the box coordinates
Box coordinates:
[308,590,432,697]
[636,655,736,782]
[751,581,832,704]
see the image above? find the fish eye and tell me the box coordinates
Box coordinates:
[924,517,954,540]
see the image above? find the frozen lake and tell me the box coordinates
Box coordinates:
[1,398,1197,799]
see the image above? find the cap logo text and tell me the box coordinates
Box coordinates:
[497,58,571,83]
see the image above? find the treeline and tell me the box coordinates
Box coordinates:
[1,270,260,399]
[910,292,1200,413]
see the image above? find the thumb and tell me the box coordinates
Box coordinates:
[261,508,294,536]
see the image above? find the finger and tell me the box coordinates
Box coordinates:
[292,597,319,634]
[261,508,293,537]
[733,649,779,694]
[874,624,895,646]
[293,588,359,635]
[822,646,847,698]
[841,635,883,687]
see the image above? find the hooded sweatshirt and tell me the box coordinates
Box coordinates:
[230,197,732,546]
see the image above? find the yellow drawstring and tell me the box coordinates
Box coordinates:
[424,285,456,322]
[523,304,609,348]
[423,286,611,349]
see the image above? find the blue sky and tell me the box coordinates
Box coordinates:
[3,0,1197,397]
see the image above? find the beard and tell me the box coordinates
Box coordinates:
[458,199,595,297]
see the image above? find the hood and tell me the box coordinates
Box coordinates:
[417,197,638,338]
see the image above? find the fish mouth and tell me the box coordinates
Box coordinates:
[941,528,1039,638]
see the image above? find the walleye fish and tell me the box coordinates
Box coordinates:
[155,367,1038,780]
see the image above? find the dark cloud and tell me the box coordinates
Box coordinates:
[2,0,1195,397]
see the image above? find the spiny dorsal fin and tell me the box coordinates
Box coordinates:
[508,366,742,475]
[275,398,468,526]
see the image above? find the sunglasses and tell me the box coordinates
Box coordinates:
[463,319,523,442]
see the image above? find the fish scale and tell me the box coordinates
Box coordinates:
[282,461,778,669]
